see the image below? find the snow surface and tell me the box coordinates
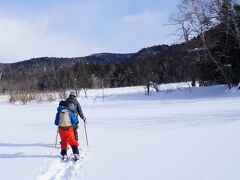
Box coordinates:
[0,83,240,180]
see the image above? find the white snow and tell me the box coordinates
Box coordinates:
[0,83,240,180]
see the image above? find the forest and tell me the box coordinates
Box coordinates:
[0,0,239,94]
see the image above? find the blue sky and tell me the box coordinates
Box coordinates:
[0,0,180,63]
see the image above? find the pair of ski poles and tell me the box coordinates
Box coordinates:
[54,120,89,149]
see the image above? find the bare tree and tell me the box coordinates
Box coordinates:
[172,0,238,88]
[212,0,240,46]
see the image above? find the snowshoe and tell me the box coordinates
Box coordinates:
[61,155,68,161]
[71,154,80,162]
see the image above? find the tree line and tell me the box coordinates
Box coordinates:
[0,0,240,94]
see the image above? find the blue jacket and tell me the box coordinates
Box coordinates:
[54,106,78,128]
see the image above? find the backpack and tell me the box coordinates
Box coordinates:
[68,102,78,117]
[67,101,75,111]
[58,109,72,127]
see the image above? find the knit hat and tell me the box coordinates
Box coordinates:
[59,100,67,107]
[69,91,76,97]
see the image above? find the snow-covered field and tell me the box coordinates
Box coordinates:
[1,83,240,180]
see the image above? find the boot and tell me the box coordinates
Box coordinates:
[60,149,67,156]
[71,146,80,161]
[60,149,68,160]
[72,154,80,161]
[71,146,79,155]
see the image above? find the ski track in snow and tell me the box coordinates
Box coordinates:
[36,151,88,180]
[35,118,89,180]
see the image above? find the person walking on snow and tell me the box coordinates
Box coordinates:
[54,100,80,161]
[65,91,86,141]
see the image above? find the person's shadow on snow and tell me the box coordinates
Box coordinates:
[0,152,58,159]
[0,143,59,159]
[0,143,53,148]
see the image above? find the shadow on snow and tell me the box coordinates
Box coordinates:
[0,143,59,159]
[0,143,53,148]
[0,152,58,159]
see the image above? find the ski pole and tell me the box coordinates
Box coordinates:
[54,128,59,148]
[51,128,58,154]
[83,121,89,147]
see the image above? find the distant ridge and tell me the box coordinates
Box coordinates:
[0,44,170,78]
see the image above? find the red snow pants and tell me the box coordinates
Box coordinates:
[58,127,79,150]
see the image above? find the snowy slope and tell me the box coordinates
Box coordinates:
[0,83,240,180]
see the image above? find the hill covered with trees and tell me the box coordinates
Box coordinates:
[0,0,239,94]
